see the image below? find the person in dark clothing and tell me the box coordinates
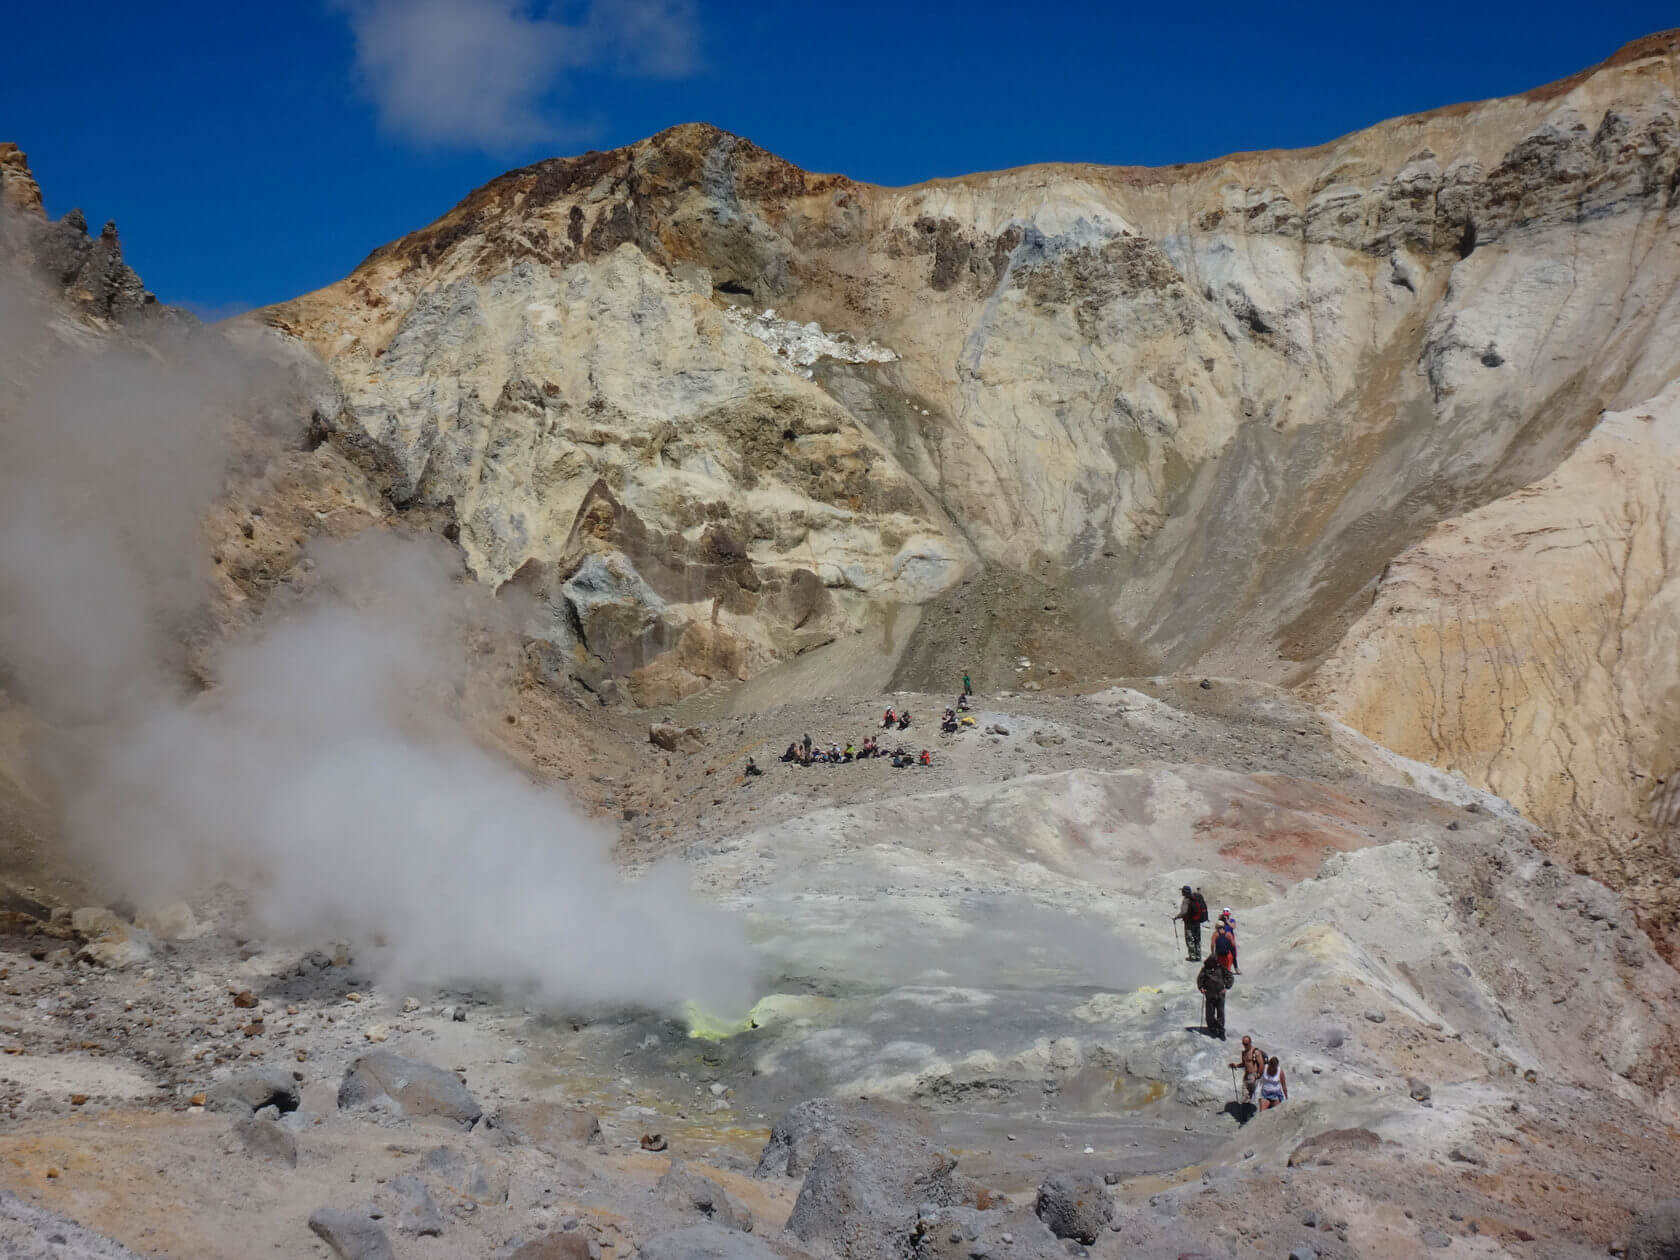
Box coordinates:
[744,757,762,776]
[882,708,896,729]
[780,743,797,762]
[956,693,971,711]
[897,710,912,730]
[802,733,813,756]
[1197,954,1232,1039]
[1173,885,1207,960]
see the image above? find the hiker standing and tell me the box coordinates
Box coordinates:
[1257,1056,1288,1110]
[1173,885,1208,960]
[1197,953,1232,1040]
[1229,1035,1264,1114]
[963,671,973,697]
[1212,919,1238,974]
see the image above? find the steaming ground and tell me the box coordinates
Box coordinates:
[3,678,1679,1257]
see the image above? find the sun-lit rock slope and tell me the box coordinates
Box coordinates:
[261,33,1680,705]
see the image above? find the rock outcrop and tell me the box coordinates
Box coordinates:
[261,33,1680,703]
[0,143,160,321]
[1306,380,1680,953]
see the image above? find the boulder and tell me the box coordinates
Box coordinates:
[761,1099,965,1258]
[337,1051,482,1130]
[658,1160,754,1231]
[70,907,124,938]
[205,1067,300,1117]
[76,928,152,970]
[650,722,704,754]
[1033,1172,1112,1245]
[490,1101,602,1153]
[0,1188,146,1259]
[135,901,205,941]
[636,1224,783,1260]
[419,1144,509,1205]
[1630,1200,1680,1260]
[233,1115,298,1167]
[390,1174,443,1237]
[70,910,154,969]
[503,1234,591,1260]
[307,1207,394,1260]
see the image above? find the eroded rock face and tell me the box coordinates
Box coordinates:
[260,34,1680,698]
[1306,381,1680,952]
[0,144,157,321]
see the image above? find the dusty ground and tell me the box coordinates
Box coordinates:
[1,676,1676,1258]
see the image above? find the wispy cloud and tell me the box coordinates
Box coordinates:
[332,0,700,151]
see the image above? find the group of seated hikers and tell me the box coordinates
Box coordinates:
[774,730,933,769]
[749,692,983,778]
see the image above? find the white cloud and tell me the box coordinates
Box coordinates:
[333,0,700,151]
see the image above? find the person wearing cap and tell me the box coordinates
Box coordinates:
[1173,885,1207,961]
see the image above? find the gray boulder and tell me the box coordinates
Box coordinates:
[1631,1200,1680,1260]
[761,1099,965,1258]
[501,1234,592,1260]
[205,1067,300,1117]
[337,1051,482,1130]
[0,1190,145,1259]
[307,1207,395,1260]
[637,1224,783,1260]
[233,1114,298,1167]
[490,1100,603,1153]
[419,1144,510,1205]
[1034,1172,1113,1245]
[659,1160,754,1231]
[390,1175,443,1237]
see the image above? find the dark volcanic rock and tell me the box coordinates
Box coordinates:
[205,1067,300,1118]
[658,1160,753,1232]
[308,1207,395,1260]
[1033,1172,1112,1245]
[233,1114,298,1167]
[760,1099,965,1258]
[337,1051,482,1130]
[636,1224,783,1260]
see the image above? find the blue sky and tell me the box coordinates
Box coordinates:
[2,2,1669,315]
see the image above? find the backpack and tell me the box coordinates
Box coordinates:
[1189,892,1209,923]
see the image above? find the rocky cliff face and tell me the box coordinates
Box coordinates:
[262,33,1680,705]
[1306,380,1680,952]
[0,143,159,321]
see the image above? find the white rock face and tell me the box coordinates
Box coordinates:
[260,37,1680,703]
[1306,379,1680,947]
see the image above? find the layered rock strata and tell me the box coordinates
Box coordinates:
[261,34,1680,701]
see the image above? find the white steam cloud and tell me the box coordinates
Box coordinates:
[0,259,753,1015]
[333,0,701,150]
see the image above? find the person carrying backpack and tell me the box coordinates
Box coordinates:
[1173,886,1208,961]
[1197,953,1232,1040]
[1213,910,1240,974]
[1229,1035,1265,1115]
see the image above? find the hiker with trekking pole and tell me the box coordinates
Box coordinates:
[1172,885,1209,961]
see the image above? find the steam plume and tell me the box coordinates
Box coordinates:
[0,259,753,1014]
